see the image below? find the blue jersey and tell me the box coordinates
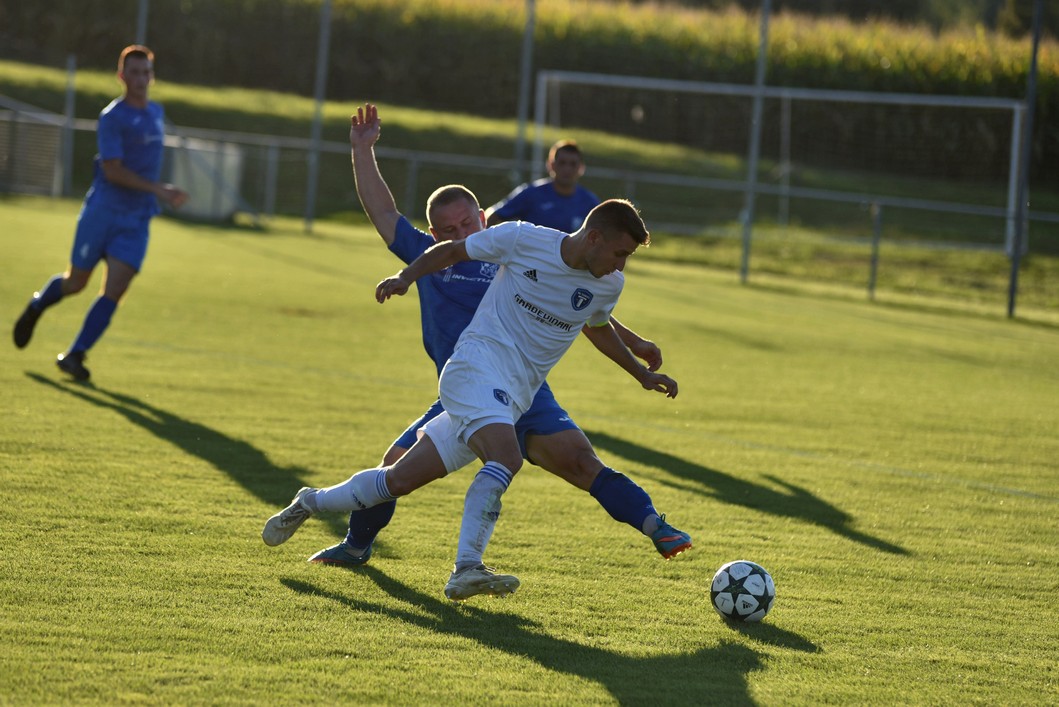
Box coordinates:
[84,98,167,215]
[387,217,575,455]
[388,217,496,375]
[489,179,600,232]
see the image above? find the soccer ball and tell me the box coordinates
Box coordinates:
[710,560,775,622]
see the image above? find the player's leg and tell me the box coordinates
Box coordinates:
[57,255,135,380]
[311,400,447,567]
[519,385,691,559]
[13,266,92,349]
[436,345,523,599]
[13,204,104,349]
[444,421,523,600]
[262,432,451,547]
[58,209,148,380]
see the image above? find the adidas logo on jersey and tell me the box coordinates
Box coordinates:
[523,269,538,282]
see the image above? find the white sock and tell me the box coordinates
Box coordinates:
[312,468,394,513]
[641,514,662,536]
[454,462,514,570]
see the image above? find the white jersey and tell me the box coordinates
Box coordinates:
[447,221,624,416]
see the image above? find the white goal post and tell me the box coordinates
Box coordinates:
[531,70,1027,253]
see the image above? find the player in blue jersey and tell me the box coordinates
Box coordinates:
[263,105,690,598]
[12,45,188,380]
[486,139,600,232]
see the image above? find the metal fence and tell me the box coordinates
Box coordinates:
[3,93,1056,314]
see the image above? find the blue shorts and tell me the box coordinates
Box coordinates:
[391,382,579,459]
[71,202,152,272]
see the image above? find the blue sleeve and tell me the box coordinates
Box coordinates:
[388,216,435,265]
[96,108,124,162]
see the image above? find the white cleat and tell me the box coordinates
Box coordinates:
[262,487,316,546]
[444,564,520,601]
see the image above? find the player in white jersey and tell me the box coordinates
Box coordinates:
[262,199,677,600]
[374,199,676,599]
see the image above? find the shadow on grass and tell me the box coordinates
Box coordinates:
[743,279,1059,331]
[283,568,818,704]
[586,429,908,556]
[25,372,349,540]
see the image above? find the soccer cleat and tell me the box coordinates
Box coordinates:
[444,564,520,601]
[13,301,43,349]
[261,487,316,546]
[308,540,373,567]
[56,351,90,381]
[651,514,692,559]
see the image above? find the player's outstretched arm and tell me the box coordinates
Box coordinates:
[610,316,663,371]
[376,239,471,302]
[580,322,678,398]
[350,103,401,245]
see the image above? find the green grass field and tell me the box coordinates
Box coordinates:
[2,195,1058,704]
[5,56,1059,316]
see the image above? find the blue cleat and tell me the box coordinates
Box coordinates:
[308,540,373,567]
[651,514,692,559]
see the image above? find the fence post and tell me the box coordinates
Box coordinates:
[264,144,279,219]
[739,0,771,283]
[56,54,78,197]
[778,92,791,229]
[868,202,882,301]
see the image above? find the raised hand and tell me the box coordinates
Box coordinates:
[350,103,382,148]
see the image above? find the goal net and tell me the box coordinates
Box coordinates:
[532,71,1027,253]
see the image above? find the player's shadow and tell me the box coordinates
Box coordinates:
[25,372,349,539]
[585,429,908,556]
[283,567,819,705]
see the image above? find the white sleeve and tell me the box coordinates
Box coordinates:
[464,222,522,265]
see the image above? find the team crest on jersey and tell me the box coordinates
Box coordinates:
[493,389,511,406]
[571,288,594,311]
[480,263,499,279]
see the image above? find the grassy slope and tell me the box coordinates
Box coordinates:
[3,57,1059,316]
[1,195,1057,703]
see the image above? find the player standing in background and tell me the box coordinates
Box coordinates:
[263,105,690,599]
[12,45,188,381]
[486,139,600,232]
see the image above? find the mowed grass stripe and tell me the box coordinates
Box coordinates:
[2,195,1057,704]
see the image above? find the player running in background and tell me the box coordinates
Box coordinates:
[263,104,690,597]
[12,45,188,381]
[486,139,599,232]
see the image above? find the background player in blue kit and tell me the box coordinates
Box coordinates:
[264,105,690,589]
[486,139,600,232]
[12,45,188,381]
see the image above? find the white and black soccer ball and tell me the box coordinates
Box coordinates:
[710,560,775,622]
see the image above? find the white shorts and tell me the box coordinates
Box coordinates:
[419,412,478,474]
[438,340,530,446]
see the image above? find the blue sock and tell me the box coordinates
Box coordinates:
[34,275,66,310]
[69,296,117,353]
[345,500,397,549]
[589,467,657,534]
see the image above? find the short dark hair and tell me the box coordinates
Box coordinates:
[425,184,481,226]
[585,199,650,246]
[118,44,154,72]
[549,139,583,163]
